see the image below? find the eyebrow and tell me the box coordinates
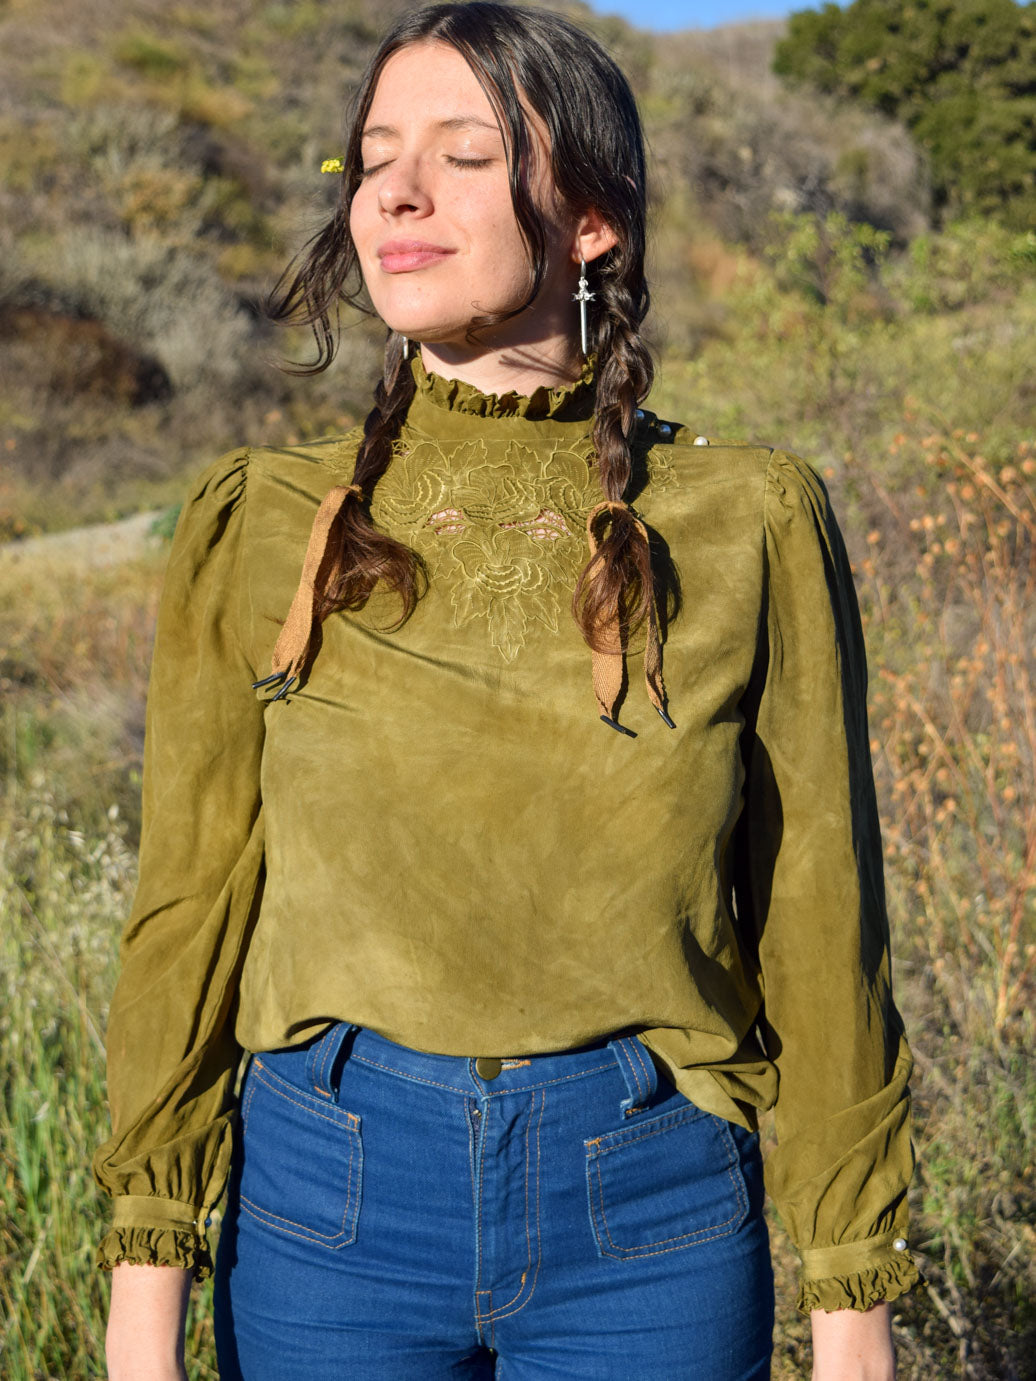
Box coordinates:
[361,116,502,140]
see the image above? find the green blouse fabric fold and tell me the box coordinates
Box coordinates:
[93,367,918,1308]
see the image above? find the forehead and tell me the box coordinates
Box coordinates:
[362,40,553,158]
[365,41,500,127]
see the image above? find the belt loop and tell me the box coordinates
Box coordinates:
[608,1035,658,1117]
[305,1022,358,1100]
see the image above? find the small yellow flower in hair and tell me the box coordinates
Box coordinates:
[321,157,345,174]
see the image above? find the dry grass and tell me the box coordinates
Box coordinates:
[853,428,1036,1380]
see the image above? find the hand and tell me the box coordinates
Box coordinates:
[106,1262,192,1381]
[810,1301,895,1381]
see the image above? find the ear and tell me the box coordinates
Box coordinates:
[572,206,619,265]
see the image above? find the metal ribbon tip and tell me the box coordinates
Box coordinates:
[600,715,637,738]
[656,707,676,729]
[252,671,287,690]
[251,670,298,701]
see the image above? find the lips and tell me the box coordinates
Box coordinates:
[377,239,455,273]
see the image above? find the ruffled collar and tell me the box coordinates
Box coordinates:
[410,353,596,423]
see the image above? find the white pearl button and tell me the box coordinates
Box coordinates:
[893,1238,907,1252]
[692,435,709,446]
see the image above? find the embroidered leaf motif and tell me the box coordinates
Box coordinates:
[646,447,674,490]
[370,432,669,660]
[450,527,566,660]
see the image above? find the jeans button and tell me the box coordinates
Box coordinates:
[475,1057,502,1080]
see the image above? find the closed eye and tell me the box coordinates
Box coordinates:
[359,155,493,179]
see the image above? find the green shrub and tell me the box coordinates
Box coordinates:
[895,219,1036,313]
[149,504,182,542]
[774,0,1036,229]
[113,31,190,79]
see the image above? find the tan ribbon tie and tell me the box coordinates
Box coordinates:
[585,499,674,736]
[252,483,364,701]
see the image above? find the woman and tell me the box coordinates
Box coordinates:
[97,5,919,1378]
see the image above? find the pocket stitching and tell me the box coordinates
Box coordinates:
[239,1059,362,1247]
[584,1100,706,1155]
[249,1058,361,1131]
[586,1113,749,1257]
[239,1137,357,1244]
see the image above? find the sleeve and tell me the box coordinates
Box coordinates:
[92,448,266,1278]
[734,450,920,1313]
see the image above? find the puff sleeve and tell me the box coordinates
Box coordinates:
[735,451,920,1312]
[92,449,266,1278]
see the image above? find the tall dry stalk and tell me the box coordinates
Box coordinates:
[859,429,1036,1039]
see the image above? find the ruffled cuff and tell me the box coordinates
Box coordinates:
[797,1235,921,1314]
[96,1195,214,1278]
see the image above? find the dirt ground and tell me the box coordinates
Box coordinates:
[0,511,163,571]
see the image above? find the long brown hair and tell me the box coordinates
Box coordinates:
[267,2,655,647]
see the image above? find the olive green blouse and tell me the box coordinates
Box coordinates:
[93,358,919,1314]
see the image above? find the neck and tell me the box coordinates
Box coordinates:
[419,332,583,399]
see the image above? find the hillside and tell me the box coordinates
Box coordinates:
[0,0,942,535]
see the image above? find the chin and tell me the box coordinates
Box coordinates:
[392,322,482,350]
[375,299,529,350]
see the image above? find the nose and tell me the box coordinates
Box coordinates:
[377,154,432,218]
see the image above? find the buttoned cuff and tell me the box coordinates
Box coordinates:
[97,1196,213,1277]
[798,1233,920,1314]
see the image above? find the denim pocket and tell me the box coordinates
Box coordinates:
[585,1102,748,1259]
[238,1056,363,1249]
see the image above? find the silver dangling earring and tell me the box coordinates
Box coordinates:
[573,257,595,358]
[401,335,409,360]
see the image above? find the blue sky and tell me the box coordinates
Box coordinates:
[589,1,830,31]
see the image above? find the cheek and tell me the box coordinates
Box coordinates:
[348,191,374,258]
[349,195,388,305]
[457,195,533,279]
[444,177,523,243]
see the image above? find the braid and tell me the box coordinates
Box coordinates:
[317,333,423,625]
[573,271,655,652]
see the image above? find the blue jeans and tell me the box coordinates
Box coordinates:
[214,1024,773,1379]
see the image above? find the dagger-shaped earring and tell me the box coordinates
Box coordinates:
[573,257,595,358]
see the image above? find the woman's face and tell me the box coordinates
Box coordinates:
[348,41,582,356]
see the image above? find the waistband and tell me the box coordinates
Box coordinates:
[276,1023,661,1117]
